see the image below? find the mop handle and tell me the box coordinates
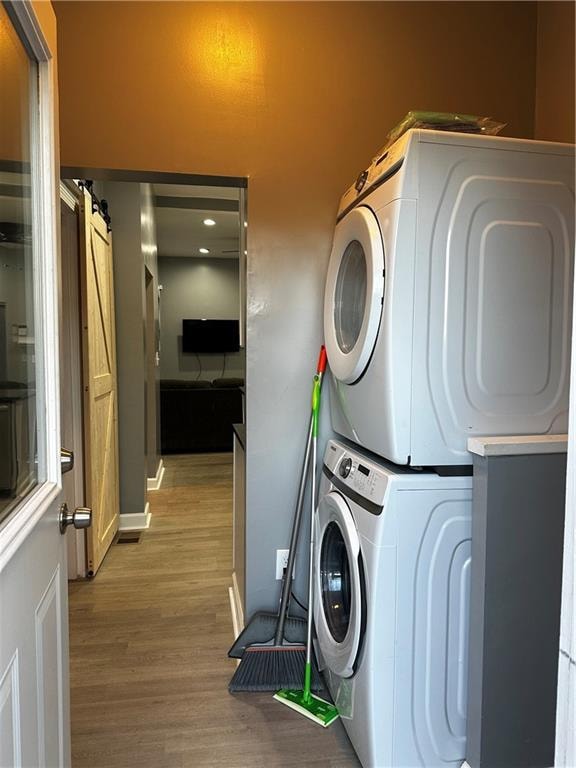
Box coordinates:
[311,375,321,439]
[304,374,322,701]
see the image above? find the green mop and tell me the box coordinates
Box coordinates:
[274,371,339,727]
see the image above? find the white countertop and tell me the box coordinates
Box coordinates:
[467,434,568,457]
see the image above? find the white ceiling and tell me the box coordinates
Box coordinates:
[154,183,241,259]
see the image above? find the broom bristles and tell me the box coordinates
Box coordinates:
[228,645,323,693]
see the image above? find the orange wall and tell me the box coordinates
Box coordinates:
[535,1,575,143]
[0,5,31,163]
[55,2,537,176]
[0,2,57,161]
[33,0,57,53]
[54,1,539,612]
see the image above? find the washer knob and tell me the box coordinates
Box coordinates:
[339,457,352,478]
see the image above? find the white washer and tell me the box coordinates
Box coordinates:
[324,130,575,467]
[314,439,472,768]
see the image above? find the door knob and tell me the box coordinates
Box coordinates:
[60,448,74,474]
[59,503,92,534]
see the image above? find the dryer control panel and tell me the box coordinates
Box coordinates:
[337,130,413,218]
[324,439,390,507]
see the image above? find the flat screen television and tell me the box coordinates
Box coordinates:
[182,319,240,353]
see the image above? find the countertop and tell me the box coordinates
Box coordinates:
[467,434,568,457]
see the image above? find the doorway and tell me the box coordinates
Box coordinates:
[59,170,253,765]
[59,171,247,579]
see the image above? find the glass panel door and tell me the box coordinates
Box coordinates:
[0,6,41,523]
[0,5,70,766]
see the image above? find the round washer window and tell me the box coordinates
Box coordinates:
[334,240,367,354]
[320,521,352,643]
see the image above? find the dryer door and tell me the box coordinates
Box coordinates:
[314,491,364,678]
[324,205,385,384]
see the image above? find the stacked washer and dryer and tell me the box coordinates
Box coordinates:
[313,129,575,767]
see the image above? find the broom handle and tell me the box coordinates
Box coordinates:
[273,414,313,645]
[274,347,327,646]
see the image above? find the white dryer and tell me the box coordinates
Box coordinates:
[324,130,575,467]
[314,439,472,768]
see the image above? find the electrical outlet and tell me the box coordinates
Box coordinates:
[276,549,289,580]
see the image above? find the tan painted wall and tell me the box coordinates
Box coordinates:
[0,5,30,163]
[535,1,575,143]
[55,2,537,173]
[54,1,539,613]
[1,0,57,163]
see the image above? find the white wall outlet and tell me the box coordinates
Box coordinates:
[276,549,289,580]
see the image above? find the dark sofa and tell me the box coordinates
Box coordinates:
[160,378,244,454]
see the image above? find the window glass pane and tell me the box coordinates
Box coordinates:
[0,6,40,524]
[334,240,366,353]
[320,521,352,643]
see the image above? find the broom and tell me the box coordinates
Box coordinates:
[228,347,327,692]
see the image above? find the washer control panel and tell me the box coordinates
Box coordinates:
[339,457,353,478]
[324,440,389,507]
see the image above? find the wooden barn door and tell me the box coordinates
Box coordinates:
[79,189,120,576]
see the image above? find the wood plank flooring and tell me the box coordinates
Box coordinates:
[69,453,361,768]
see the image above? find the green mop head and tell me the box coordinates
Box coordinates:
[274,688,339,728]
[274,660,338,727]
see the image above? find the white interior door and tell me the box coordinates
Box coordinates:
[0,4,73,766]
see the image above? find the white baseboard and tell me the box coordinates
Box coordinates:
[147,459,165,491]
[230,571,245,637]
[118,502,151,532]
[228,587,240,641]
[228,577,244,668]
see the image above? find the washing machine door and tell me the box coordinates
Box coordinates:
[314,491,363,678]
[324,205,385,384]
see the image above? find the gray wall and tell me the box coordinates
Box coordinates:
[140,184,161,480]
[158,256,245,382]
[104,182,160,515]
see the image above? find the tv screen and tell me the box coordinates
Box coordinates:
[182,319,240,353]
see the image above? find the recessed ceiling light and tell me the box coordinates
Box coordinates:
[203,218,216,226]
[199,247,210,254]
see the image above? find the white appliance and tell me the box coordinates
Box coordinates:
[324,130,575,467]
[314,439,472,768]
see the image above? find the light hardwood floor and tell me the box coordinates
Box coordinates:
[69,453,361,768]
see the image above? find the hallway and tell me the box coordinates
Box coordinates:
[69,454,360,768]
